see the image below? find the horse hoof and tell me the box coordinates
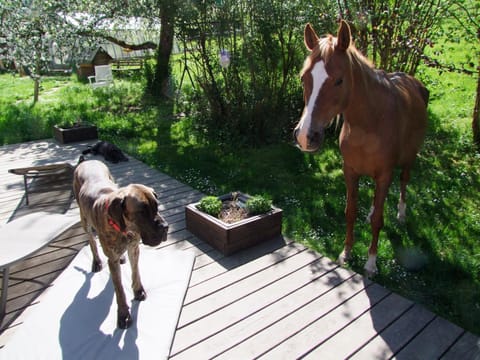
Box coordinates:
[364,267,377,278]
[364,257,378,277]
[337,250,350,266]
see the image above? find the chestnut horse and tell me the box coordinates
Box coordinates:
[294,20,428,276]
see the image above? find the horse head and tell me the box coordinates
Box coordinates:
[294,20,353,152]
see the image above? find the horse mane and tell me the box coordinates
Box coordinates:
[301,32,380,85]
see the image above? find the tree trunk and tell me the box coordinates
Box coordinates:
[473,28,480,148]
[33,51,41,103]
[33,77,39,103]
[473,64,480,147]
[152,2,176,99]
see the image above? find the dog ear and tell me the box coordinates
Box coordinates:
[150,187,158,199]
[148,190,159,215]
[108,196,127,232]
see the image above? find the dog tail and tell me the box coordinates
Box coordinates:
[82,146,92,155]
[77,155,85,164]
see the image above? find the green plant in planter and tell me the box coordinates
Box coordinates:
[197,196,222,217]
[57,117,89,129]
[246,195,272,215]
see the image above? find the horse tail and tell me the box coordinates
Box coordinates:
[418,85,429,107]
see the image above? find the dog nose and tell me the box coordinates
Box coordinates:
[155,216,169,231]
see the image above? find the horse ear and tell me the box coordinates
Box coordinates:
[337,20,351,51]
[108,195,126,231]
[304,23,319,51]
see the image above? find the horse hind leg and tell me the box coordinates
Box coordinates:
[397,168,410,223]
[338,168,360,265]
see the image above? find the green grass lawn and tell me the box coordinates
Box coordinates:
[0,28,479,336]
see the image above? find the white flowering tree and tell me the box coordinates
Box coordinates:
[1,0,180,102]
[1,0,85,102]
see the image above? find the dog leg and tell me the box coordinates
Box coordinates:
[79,209,102,273]
[128,245,146,301]
[87,230,102,273]
[108,258,131,329]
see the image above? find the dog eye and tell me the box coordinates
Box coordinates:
[334,78,343,86]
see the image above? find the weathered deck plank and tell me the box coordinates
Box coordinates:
[1,139,479,358]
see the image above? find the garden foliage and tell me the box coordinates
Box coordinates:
[175,0,318,146]
[174,0,451,146]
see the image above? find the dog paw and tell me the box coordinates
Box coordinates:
[92,260,102,273]
[134,288,147,301]
[117,312,132,329]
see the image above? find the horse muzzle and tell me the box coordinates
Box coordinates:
[293,127,324,153]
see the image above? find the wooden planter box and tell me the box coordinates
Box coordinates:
[53,124,98,144]
[185,192,282,255]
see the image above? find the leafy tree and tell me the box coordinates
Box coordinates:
[74,0,181,99]
[445,0,479,147]
[176,0,319,145]
[315,0,450,75]
[1,0,181,101]
[1,0,83,102]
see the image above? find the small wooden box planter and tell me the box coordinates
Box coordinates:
[185,192,282,255]
[53,124,98,144]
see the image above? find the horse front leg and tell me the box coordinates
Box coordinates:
[338,167,360,265]
[365,175,393,276]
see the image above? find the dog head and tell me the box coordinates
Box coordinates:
[107,184,168,246]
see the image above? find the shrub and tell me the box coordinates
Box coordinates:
[197,196,222,217]
[246,195,272,216]
[176,0,317,146]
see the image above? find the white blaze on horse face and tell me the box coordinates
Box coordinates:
[296,60,328,150]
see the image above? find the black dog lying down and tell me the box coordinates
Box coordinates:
[82,141,128,163]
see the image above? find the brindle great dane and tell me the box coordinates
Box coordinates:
[73,159,168,328]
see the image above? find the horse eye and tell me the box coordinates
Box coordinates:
[334,78,343,86]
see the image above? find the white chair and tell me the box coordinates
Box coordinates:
[88,65,114,89]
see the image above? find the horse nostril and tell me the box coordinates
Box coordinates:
[310,131,320,145]
[293,128,299,142]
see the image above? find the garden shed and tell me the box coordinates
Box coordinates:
[76,47,113,79]
[76,29,159,80]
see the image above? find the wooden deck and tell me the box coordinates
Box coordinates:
[1,139,479,359]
